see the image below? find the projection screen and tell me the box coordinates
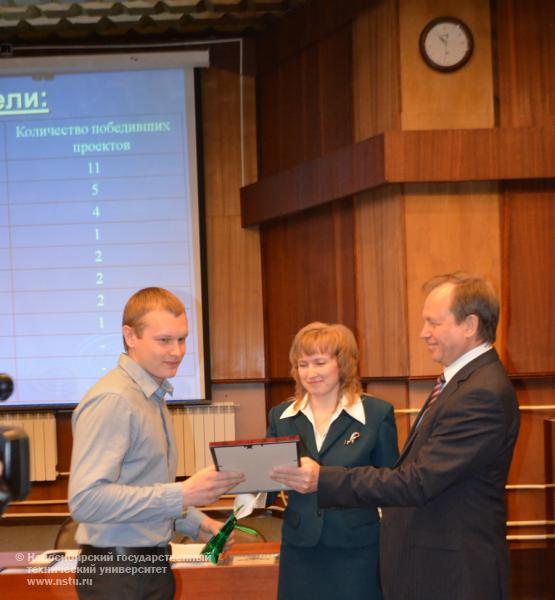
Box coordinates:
[0,51,210,408]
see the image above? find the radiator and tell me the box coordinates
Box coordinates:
[170,403,237,477]
[0,411,57,482]
[0,403,236,482]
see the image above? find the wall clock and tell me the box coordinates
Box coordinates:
[419,17,474,72]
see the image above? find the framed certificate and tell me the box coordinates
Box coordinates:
[209,436,300,493]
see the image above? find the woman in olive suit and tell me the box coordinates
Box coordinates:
[268,322,399,600]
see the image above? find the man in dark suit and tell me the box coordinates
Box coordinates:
[271,272,520,600]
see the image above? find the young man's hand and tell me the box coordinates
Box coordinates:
[196,515,235,547]
[181,466,244,507]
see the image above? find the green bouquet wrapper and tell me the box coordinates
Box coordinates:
[201,509,257,564]
[201,512,237,564]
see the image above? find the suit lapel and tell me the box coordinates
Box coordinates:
[289,413,319,459]
[319,411,355,457]
[397,399,433,464]
[397,348,500,464]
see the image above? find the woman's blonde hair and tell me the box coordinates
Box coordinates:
[289,322,361,409]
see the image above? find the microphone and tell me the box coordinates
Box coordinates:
[0,374,14,402]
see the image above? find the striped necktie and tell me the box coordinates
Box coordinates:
[427,373,445,407]
[413,374,445,431]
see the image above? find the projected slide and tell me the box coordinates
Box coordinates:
[0,66,205,406]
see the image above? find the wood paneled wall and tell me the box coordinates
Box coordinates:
[254,0,555,552]
[496,0,555,129]
[496,0,555,548]
[258,21,356,390]
[258,23,353,176]
[202,64,264,380]
[352,0,400,139]
[503,182,555,374]
[354,186,407,377]
[403,181,502,375]
[262,200,356,379]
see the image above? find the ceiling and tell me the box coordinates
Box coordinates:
[0,0,309,50]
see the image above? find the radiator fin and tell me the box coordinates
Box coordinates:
[0,412,57,481]
[170,403,236,476]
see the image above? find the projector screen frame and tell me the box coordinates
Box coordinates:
[0,50,213,410]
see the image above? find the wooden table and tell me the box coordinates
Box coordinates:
[0,543,280,599]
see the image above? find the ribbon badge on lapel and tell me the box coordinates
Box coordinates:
[344,432,360,446]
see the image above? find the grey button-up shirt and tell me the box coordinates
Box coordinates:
[69,353,204,547]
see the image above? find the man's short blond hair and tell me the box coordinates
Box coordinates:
[122,287,185,351]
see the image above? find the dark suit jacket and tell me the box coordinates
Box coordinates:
[268,395,399,548]
[318,349,520,600]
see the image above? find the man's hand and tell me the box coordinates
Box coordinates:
[182,466,245,507]
[270,457,320,494]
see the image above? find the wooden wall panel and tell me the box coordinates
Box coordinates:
[495,15,554,549]
[241,134,386,226]
[206,216,265,379]
[255,0,374,75]
[496,0,555,128]
[318,28,355,153]
[364,380,409,412]
[256,65,284,178]
[258,56,306,175]
[257,23,353,177]
[202,67,265,380]
[242,127,555,227]
[546,419,555,525]
[503,182,555,374]
[496,0,555,373]
[404,181,502,376]
[398,0,494,130]
[352,0,401,140]
[495,0,555,547]
[351,3,405,384]
[384,128,555,183]
[354,186,408,377]
[505,380,555,547]
[511,548,555,595]
[56,411,72,475]
[507,488,548,524]
[509,422,551,496]
[364,380,409,449]
[257,16,356,393]
[211,383,267,439]
[508,379,555,484]
[267,381,296,415]
[262,200,356,379]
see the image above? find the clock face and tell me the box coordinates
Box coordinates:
[420,17,474,72]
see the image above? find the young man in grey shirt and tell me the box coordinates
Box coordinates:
[69,287,244,599]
